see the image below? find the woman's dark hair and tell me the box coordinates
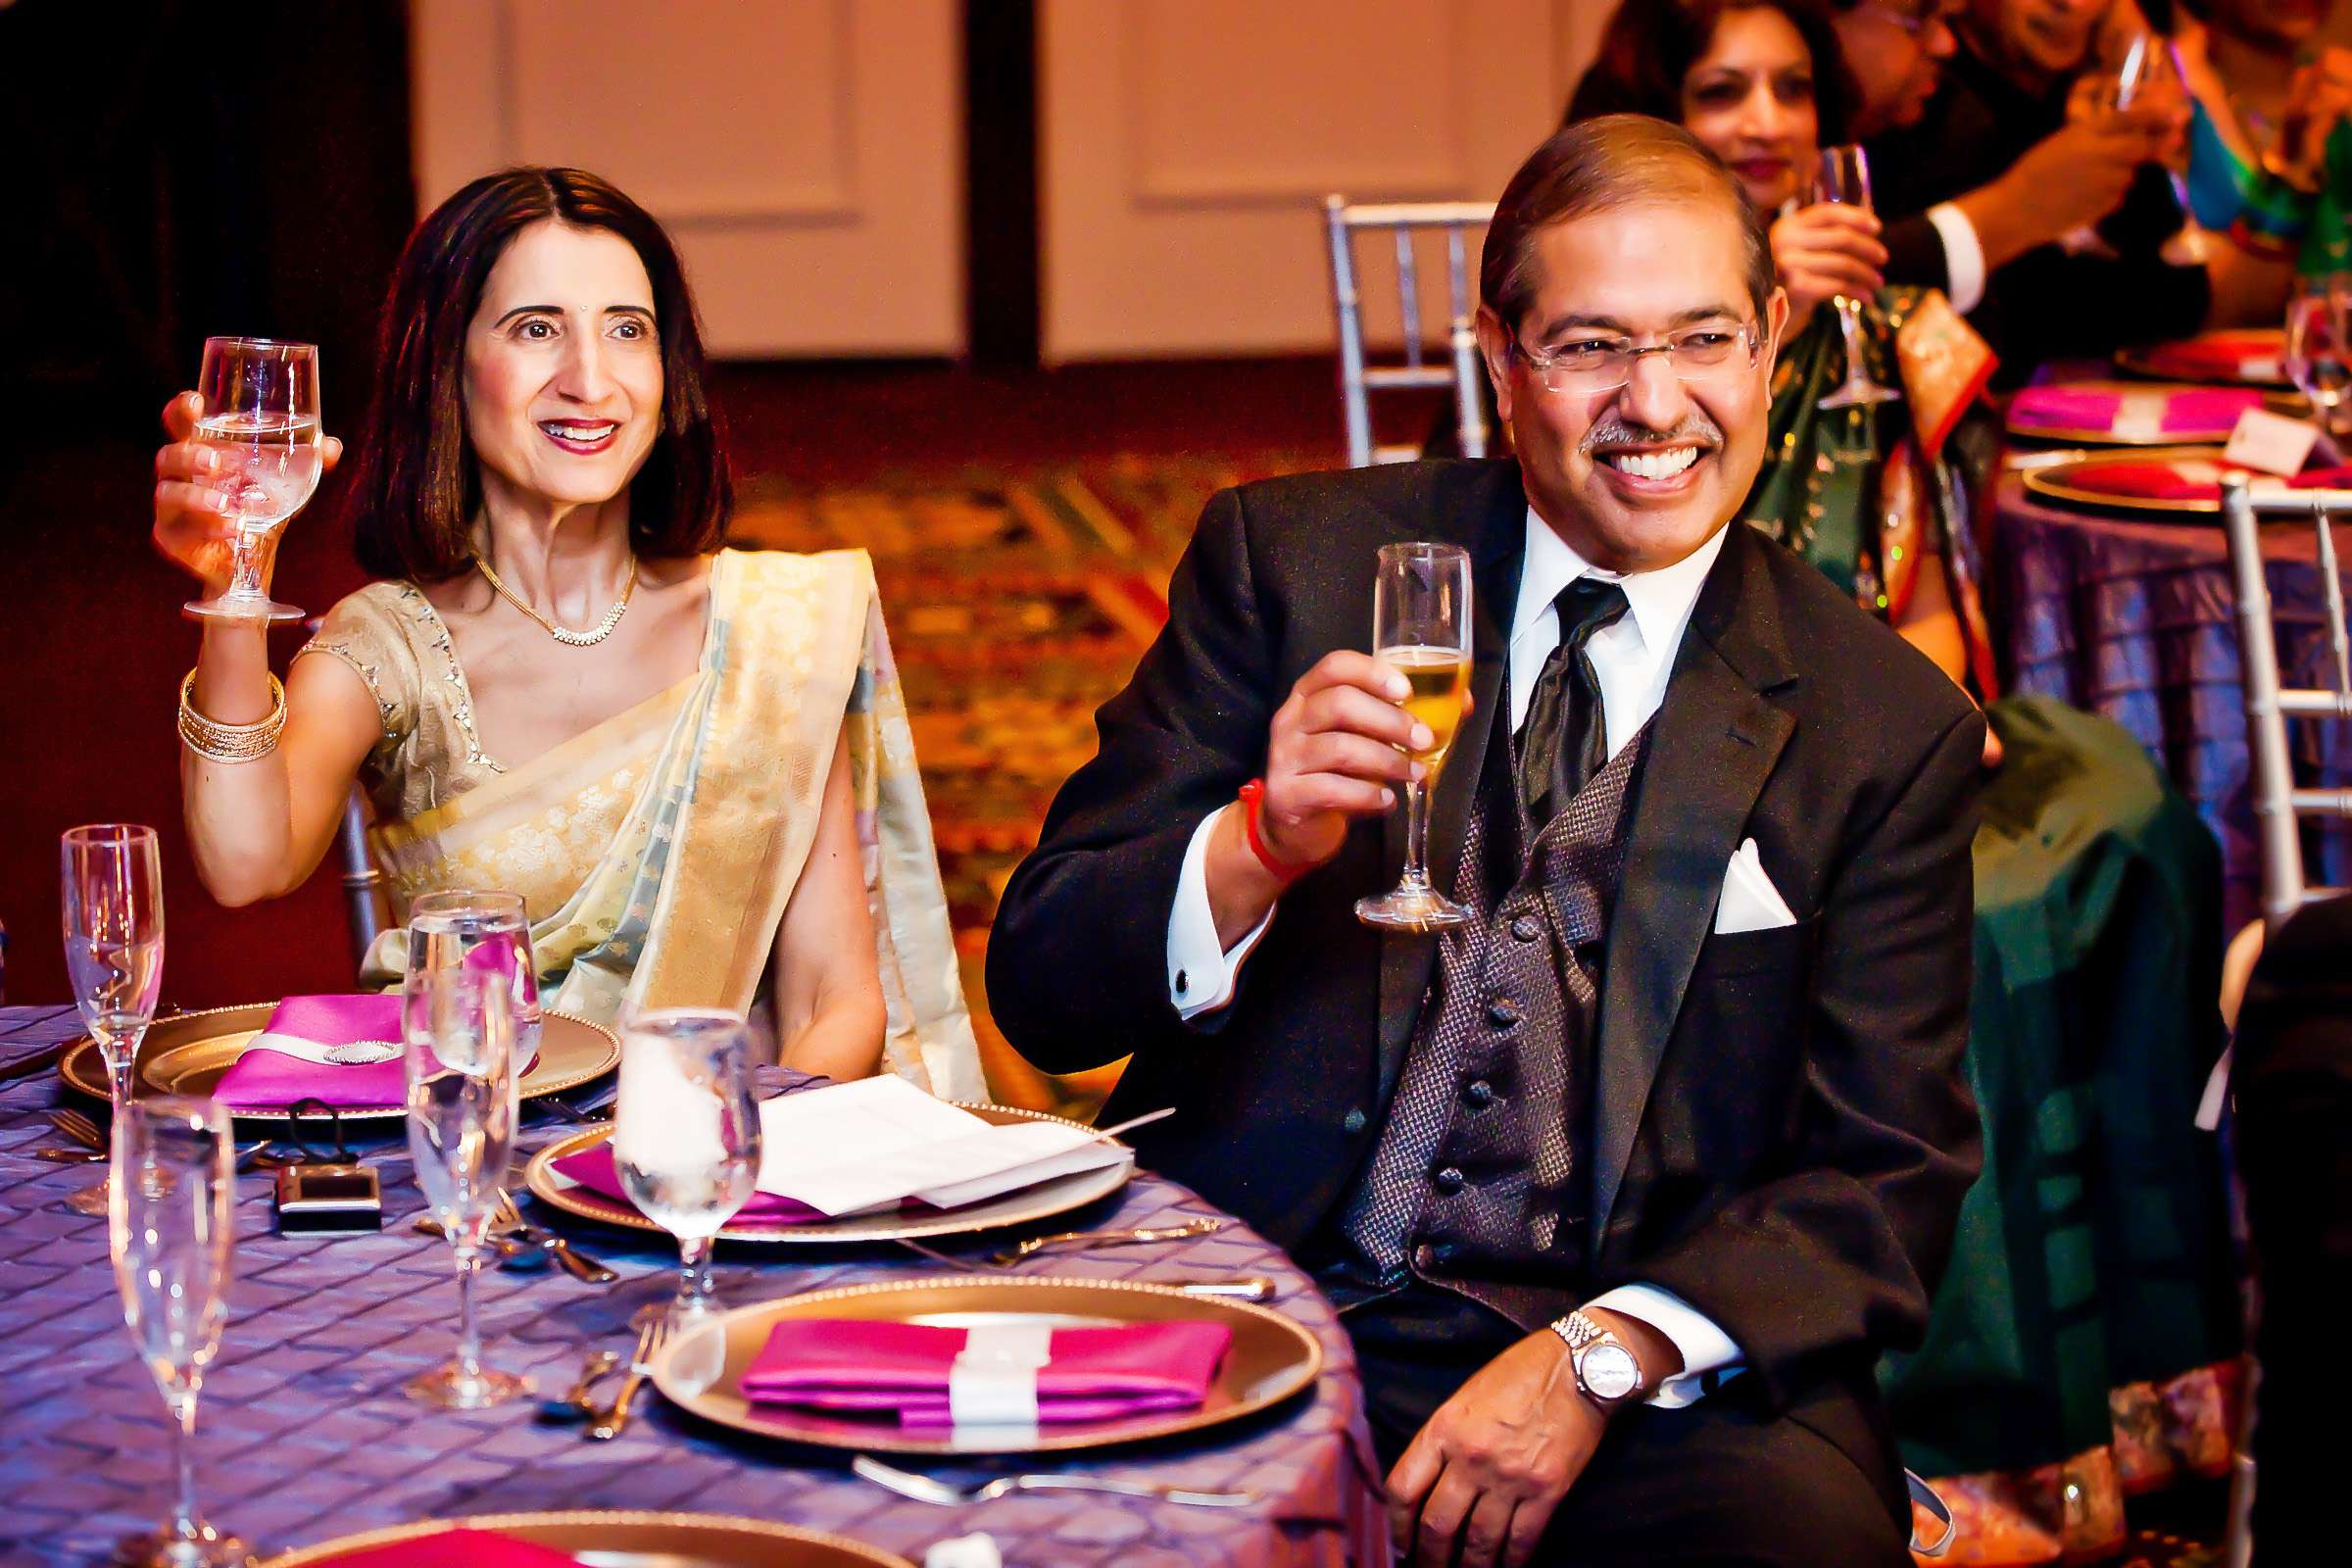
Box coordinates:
[1566,0,1860,151]
[343,167,732,582]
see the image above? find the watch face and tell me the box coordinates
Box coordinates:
[1582,1343,1641,1401]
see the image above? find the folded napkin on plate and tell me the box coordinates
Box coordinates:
[741,1317,1232,1426]
[211,995,407,1110]
[2060,462,2352,502]
[2009,386,2264,435]
[2138,331,2285,381]
[548,1142,861,1226]
[298,1528,579,1568]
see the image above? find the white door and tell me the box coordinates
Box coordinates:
[410,0,964,358]
[1038,0,1577,362]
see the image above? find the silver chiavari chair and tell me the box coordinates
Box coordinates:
[1323,195,1495,467]
[336,787,386,975]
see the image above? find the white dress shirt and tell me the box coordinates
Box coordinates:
[1162,510,1743,1405]
[1925,203,1986,314]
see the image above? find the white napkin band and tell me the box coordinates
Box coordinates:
[948,1322,1054,1430]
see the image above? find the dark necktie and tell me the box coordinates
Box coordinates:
[1517,576,1631,822]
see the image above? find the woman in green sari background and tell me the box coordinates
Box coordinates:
[1574,5,2240,1563]
[155,168,980,1098]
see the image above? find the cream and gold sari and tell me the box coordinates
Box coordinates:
[296,548,982,1099]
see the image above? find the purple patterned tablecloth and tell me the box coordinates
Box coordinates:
[0,1007,1388,1567]
[1995,474,2352,932]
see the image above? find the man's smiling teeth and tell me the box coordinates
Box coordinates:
[1603,447,1699,479]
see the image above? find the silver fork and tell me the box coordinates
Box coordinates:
[496,1191,617,1284]
[986,1216,1226,1266]
[585,1315,669,1441]
[852,1454,1259,1509]
[46,1108,104,1150]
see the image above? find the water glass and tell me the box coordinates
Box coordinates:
[2287,274,2352,439]
[405,889,542,1068]
[62,823,165,1216]
[1812,145,1901,412]
[1354,542,1474,932]
[613,1008,761,1326]
[110,1097,242,1567]
[184,336,322,624]
[402,964,531,1409]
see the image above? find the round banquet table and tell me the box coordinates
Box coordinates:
[1994,472,2352,932]
[0,1006,1389,1567]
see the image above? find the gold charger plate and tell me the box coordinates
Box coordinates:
[2019,444,2244,517]
[2003,379,2296,445]
[651,1274,1323,1455]
[2116,328,2292,387]
[58,1003,618,1122]
[523,1103,1133,1244]
[254,1508,911,1566]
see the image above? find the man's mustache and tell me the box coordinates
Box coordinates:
[1581,413,1724,454]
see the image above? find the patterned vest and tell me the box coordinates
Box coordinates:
[1326,710,1653,1331]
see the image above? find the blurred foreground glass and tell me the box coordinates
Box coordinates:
[110,1097,242,1567]
[2287,274,2352,439]
[404,889,542,1065]
[403,964,532,1408]
[1812,146,1901,412]
[1355,542,1473,932]
[614,1008,761,1327]
[184,336,321,624]
[62,823,165,1216]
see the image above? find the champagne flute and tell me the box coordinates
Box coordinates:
[184,336,322,624]
[61,824,165,1217]
[402,963,532,1408]
[2102,28,2210,263]
[110,1097,243,1567]
[405,889,542,1069]
[613,1008,761,1328]
[1813,146,1901,411]
[2286,274,2352,439]
[1355,542,1474,931]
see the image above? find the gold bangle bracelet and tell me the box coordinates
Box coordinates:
[178,668,286,764]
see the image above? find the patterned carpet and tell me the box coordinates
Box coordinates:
[729,451,1323,1112]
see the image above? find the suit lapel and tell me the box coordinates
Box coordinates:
[1375,471,1526,1106]
[1590,524,1797,1242]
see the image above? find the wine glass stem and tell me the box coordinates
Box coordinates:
[676,1235,715,1314]
[454,1245,484,1382]
[1838,298,1870,388]
[168,1389,200,1541]
[224,519,271,600]
[1399,774,1433,892]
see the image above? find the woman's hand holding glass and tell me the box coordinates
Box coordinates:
[1767,203,1886,332]
[152,389,342,609]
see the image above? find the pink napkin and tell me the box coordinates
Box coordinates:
[742,1317,1232,1426]
[2137,331,2284,381]
[299,1528,578,1567]
[211,995,406,1110]
[2009,386,2264,435]
[550,1143,837,1226]
[2060,462,2352,503]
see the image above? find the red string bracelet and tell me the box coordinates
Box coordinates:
[1238,778,1315,882]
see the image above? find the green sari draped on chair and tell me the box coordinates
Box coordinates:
[1749,293,2240,1564]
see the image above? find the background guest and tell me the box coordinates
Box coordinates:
[153,168,981,1094]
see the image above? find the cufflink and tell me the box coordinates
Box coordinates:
[1175,969,1189,995]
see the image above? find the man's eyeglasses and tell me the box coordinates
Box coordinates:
[1862,0,1961,38]
[1509,319,1766,395]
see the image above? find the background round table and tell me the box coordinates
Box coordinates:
[1994,472,2352,931]
[0,1008,1388,1568]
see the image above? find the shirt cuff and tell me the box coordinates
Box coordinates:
[1926,202,1986,315]
[1167,806,1276,1020]
[1586,1284,1744,1409]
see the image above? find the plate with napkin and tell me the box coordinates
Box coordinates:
[2004,381,2278,445]
[251,1510,911,1567]
[650,1275,1321,1454]
[526,1075,1136,1244]
[2022,445,2352,516]
[71,999,619,1120]
[2117,327,2293,387]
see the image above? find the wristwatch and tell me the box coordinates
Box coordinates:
[1550,1309,1644,1409]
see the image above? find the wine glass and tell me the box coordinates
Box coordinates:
[110,1097,243,1567]
[2100,28,2209,262]
[1812,146,1901,411]
[1354,542,1474,931]
[404,889,541,1068]
[2286,275,2352,440]
[61,824,165,1217]
[402,963,532,1408]
[184,336,322,624]
[613,1008,761,1328]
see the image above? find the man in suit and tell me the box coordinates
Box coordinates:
[989,115,1984,1568]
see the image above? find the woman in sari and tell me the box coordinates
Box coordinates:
[1575,6,2241,1564]
[153,168,981,1097]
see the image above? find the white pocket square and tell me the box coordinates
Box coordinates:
[1713,838,1797,935]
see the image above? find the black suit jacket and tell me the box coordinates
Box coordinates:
[989,460,1984,1434]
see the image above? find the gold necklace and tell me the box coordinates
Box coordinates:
[472,553,639,647]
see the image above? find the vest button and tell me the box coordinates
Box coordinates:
[1487,999,1521,1027]
[1343,1107,1368,1134]
[1511,916,1543,943]
[1413,1242,1438,1271]
[1434,1165,1466,1194]
[1464,1078,1495,1107]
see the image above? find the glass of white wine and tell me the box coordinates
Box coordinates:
[61,823,165,1217]
[109,1097,243,1567]
[1812,146,1901,412]
[184,336,321,624]
[613,1008,761,1328]
[1355,541,1473,931]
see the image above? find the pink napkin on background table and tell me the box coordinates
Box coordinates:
[741,1317,1232,1426]
[210,994,407,1110]
[2009,386,2264,436]
[2137,330,2286,381]
[2057,462,2352,503]
[297,1529,580,1568]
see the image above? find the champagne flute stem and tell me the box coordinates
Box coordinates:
[1400,774,1433,891]
[676,1235,715,1315]
[1838,297,1869,388]
[167,1388,200,1543]
[454,1244,484,1382]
